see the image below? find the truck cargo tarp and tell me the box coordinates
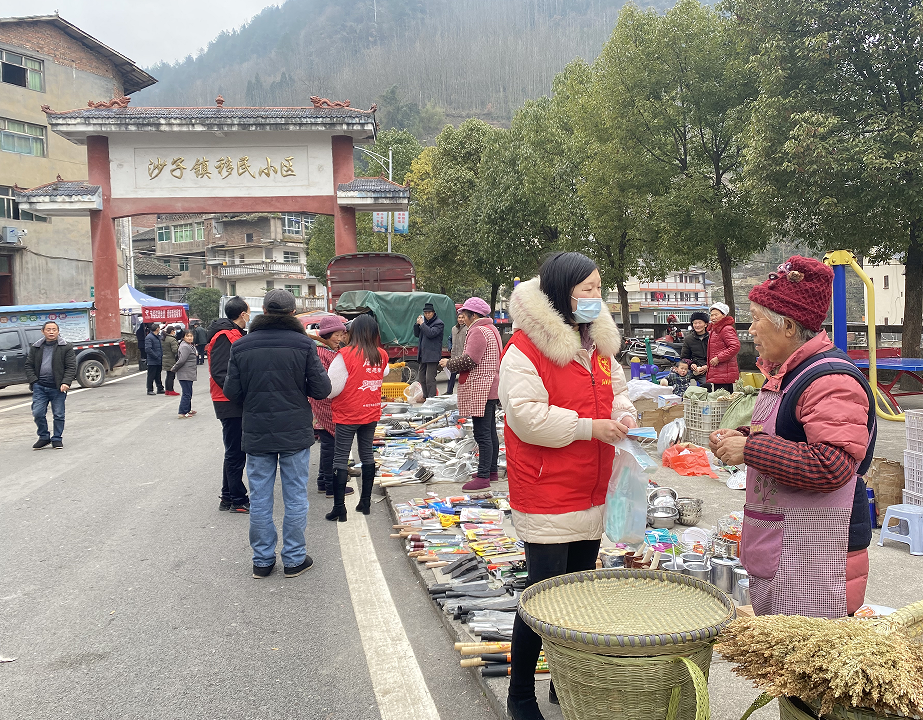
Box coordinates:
[336,291,456,347]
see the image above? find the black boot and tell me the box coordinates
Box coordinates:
[325,469,348,522]
[355,463,375,514]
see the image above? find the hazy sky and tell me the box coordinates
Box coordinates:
[0,0,277,67]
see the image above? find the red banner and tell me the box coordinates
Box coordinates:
[141,305,188,324]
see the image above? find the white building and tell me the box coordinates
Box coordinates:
[863,258,904,326]
[607,268,712,327]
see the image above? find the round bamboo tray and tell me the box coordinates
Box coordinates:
[519,568,736,657]
[778,697,910,720]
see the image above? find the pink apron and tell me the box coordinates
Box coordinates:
[740,358,856,618]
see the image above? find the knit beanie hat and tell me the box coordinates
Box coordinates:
[710,302,730,317]
[690,311,709,324]
[748,256,833,332]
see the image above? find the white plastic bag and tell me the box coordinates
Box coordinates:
[403,381,424,404]
[657,418,685,457]
[604,449,648,544]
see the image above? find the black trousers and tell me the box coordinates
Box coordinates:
[333,422,376,470]
[219,416,248,503]
[420,362,439,398]
[146,365,163,393]
[471,399,500,477]
[446,372,458,394]
[165,370,176,393]
[509,539,601,699]
[316,428,336,488]
[196,343,206,364]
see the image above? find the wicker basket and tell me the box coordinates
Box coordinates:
[886,598,923,643]
[777,696,910,720]
[519,569,736,720]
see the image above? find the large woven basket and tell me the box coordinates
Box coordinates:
[519,569,736,720]
[776,696,910,720]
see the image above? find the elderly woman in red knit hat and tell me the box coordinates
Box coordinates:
[710,256,875,618]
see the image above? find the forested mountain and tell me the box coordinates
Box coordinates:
[134,0,680,125]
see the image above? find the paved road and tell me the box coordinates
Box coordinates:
[0,372,496,720]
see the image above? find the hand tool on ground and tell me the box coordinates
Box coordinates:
[456,642,512,655]
[481,662,548,677]
[460,652,544,667]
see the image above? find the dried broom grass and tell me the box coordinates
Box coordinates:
[717,615,923,717]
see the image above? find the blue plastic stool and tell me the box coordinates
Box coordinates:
[878,504,923,556]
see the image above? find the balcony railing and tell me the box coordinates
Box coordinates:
[220,262,307,277]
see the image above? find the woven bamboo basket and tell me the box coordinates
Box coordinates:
[886,599,923,642]
[777,696,910,720]
[519,569,736,720]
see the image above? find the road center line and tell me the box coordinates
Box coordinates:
[337,514,441,720]
[0,371,144,414]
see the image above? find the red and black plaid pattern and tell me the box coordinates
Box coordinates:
[310,345,336,434]
[744,432,857,493]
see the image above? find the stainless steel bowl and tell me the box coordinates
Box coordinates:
[648,487,678,508]
[647,507,679,529]
[676,497,704,526]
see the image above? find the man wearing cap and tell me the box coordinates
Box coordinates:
[307,315,353,498]
[224,289,331,579]
[705,301,740,392]
[440,297,502,491]
[413,301,445,398]
[205,296,251,513]
[682,311,710,384]
[711,256,875,618]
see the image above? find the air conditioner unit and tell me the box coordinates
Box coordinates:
[2,226,23,244]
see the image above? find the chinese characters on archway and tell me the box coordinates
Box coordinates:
[147,155,297,180]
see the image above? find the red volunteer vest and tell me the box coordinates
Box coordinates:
[331,346,388,425]
[504,330,616,514]
[207,327,244,402]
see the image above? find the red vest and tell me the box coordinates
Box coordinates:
[504,330,616,514]
[331,346,388,425]
[207,327,244,402]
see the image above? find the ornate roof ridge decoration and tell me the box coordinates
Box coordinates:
[87,96,131,108]
[310,96,350,108]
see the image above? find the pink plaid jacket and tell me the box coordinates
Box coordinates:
[310,344,337,434]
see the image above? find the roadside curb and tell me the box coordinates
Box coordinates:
[378,483,513,720]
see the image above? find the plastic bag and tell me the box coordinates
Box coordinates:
[661,445,718,478]
[614,438,657,473]
[719,386,759,430]
[657,418,685,456]
[403,381,424,404]
[626,378,666,402]
[604,449,648,544]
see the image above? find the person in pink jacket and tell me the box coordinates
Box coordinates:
[711,256,874,618]
[705,301,740,392]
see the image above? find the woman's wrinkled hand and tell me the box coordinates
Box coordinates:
[709,428,743,452]
[714,435,747,466]
[592,418,629,444]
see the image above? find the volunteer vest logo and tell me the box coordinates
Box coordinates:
[597,355,612,386]
[359,379,382,393]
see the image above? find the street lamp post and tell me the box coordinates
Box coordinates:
[356,146,394,252]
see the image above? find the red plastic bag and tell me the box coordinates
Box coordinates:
[661,445,718,478]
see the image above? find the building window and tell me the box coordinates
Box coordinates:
[157,226,171,243]
[245,232,254,243]
[163,259,171,267]
[0,186,47,222]
[283,251,300,264]
[172,223,193,242]
[282,213,315,236]
[883,275,889,289]
[0,118,45,156]
[237,254,244,264]
[178,259,189,271]
[195,222,205,241]
[285,284,301,296]
[228,281,236,295]
[1,51,43,91]
[264,248,274,260]
[307,285,317,296]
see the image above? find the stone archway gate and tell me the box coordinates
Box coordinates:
[16,97,409,338]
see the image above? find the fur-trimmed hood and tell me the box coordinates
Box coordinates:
[508,277,622,367]
[248,312,306,334]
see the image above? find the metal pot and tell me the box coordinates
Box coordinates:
[681,552,705,566]
[660,561,683,572]
[710,557,741,594]
[734,578,751,606]
[684,561,711,582]
[648,487,678,508]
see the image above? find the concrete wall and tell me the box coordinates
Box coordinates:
[0,21,128,304]
[864,261,905,326]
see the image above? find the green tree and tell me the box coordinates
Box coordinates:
[357,128,423,184]
[187,287,223,324]
[732,0,923,358]
[591,0,761,317]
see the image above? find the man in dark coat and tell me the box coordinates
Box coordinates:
[206,296,251,513]
[681,311,710,385]
[144,323,165,395]
[193,321,208,365]
[413,302,445,398]
[24,320,77,449]
[224,289,332,579]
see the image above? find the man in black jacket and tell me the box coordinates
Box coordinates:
[224,289,332,579]
[24,321,77,449]
[193,321,208,364]
[681,311,710,385]
[413,302,445,398]
[206,296,251,513]
[144,323,165,395]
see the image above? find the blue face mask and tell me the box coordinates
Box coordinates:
[571,296,602,323]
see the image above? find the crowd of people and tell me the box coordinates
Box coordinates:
[20,250,876,720]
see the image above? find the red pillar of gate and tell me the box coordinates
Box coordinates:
[331,135,357,255]
[86,136,122,340]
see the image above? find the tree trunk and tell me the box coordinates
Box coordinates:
[617,278,632,340]
[490,283,499,318]
[902,221,923,389]
[716,240,735,317]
